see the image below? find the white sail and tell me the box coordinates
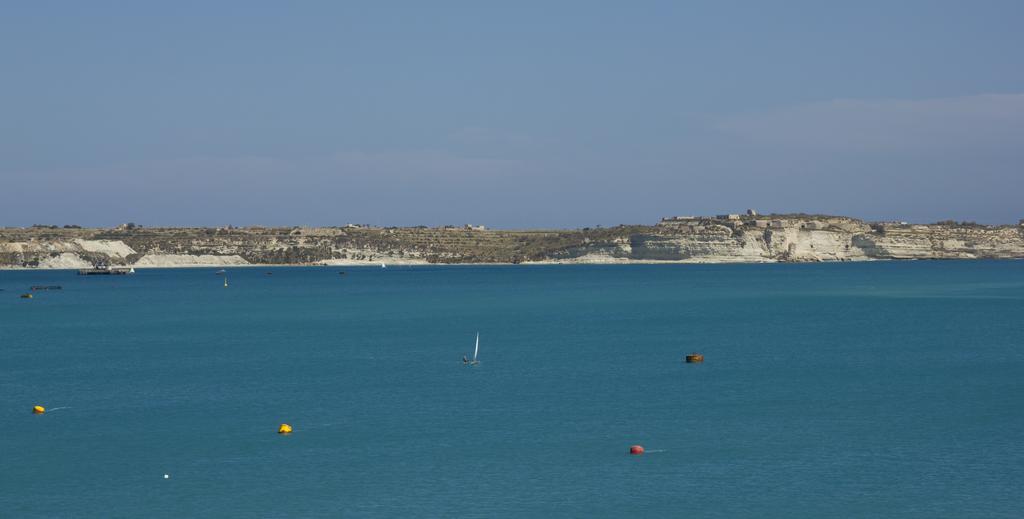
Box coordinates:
[473,332,479,361]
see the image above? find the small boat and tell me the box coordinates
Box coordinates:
[463,333,480,365]
[380,263,387,269]
[20,293,33,299]
[685,353,704,363]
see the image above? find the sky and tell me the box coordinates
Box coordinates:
[1,1,1022,228]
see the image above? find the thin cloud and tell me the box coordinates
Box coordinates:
[448,127,538,148]
[326,150,524,182]
[714,93,1024,153]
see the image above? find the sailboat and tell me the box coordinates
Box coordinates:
[463,332,480,365]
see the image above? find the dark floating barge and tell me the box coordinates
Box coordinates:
[77,266,135,276]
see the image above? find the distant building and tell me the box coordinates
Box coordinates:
[746,209,758,216]
[465,224,486,231]
[716,214,741,220]
[751,220,769,228]
[770,220,786,228]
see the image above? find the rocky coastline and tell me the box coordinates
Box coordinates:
[3,215,1023,269]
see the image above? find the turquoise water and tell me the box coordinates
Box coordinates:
[2,262,1023,518]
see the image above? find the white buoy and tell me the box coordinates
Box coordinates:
[164,474,170,479]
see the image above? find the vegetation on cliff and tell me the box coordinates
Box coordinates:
[1,216,1022,268]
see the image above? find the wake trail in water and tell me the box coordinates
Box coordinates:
[46,407,71,412]
[644,449,666,453]
[256,423,337,434]
[296,423,336,430]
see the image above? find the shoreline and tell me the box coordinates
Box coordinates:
[4,259,786,270]
[13,257,1024,272]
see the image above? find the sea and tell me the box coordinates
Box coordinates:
[1,261,1022,518]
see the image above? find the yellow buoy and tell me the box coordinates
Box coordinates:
[278,423,293,434]
[33,405,45,414]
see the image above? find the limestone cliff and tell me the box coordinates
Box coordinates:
[2,216,1022,268]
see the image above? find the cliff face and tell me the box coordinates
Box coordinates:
[2,217,1023,268]
[852,225,1024,259]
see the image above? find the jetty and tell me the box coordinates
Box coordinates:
[78,266,134,276]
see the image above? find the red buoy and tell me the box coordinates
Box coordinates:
[629,445,644,455]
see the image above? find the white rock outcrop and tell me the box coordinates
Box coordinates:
[132,254,250,267]
[73,239,136,259]
[36,252,93,269]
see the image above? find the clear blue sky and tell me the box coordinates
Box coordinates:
[2,1,1022,228]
